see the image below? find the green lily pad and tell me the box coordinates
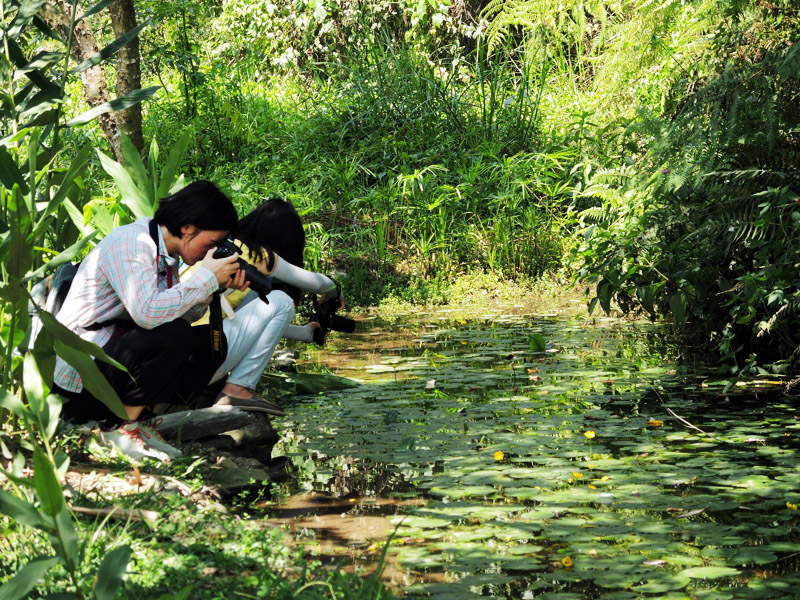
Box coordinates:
[679,566,741,579]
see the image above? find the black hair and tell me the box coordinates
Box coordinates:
[237,198,305,303]
[154,180,238,237]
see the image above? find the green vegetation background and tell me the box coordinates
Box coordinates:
[1,0,800,598]
[139,0,800,381]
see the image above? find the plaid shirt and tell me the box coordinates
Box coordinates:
[54,218,218,392]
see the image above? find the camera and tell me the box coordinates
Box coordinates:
[213,239,273,302]
[311,293,356,346]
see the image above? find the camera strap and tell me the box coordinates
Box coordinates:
[209,292,225,362]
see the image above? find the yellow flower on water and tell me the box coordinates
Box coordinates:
[647,419,664,427]
[494,451,505,461]
[601,476,610,481]
[572,472,583,479]
[787,501,798,511]
[561,556,573,567]
[585,430,596,439]
[588,484,597,489]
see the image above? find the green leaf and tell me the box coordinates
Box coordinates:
[24,232,98,282]
[0,488,45,527]
[66,86,160,127]
[598,280,611,314]
[33,447,65,517]
[156,585,193,600]
[72,20,152,74]
[23,352,48,417]
[17,51,63,73]
[120,132,154,208]
[51,506,79,570]
[0,147,27,191]
[77,0,119,22]
[97,149,153,219]
[52,339,128,420]
[669,292,687,325]
[0,556,59,600]
[7,0,48,39]
[18,87,61,122]
[528,333,546,352]
[679,566,741,579]
[8,186,34,280]
[155,131,191,204]
[4,38,57,93]
[32,145,92,239]
[44,395,65,442]
[61,198,92,236]
[93,545,131,600]
[0,389,26,418]
[38,310,124,368]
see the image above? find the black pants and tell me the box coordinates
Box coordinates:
[57,320,226,423]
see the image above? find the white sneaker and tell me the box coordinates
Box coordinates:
[97,421,182,462]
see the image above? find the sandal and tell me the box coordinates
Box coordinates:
[213,392,286,417]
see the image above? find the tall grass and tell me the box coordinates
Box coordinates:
[141,26,581,306]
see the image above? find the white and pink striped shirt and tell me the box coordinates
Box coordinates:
[54,218,218,392]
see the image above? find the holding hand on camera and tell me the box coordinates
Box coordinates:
[201,249,249,290]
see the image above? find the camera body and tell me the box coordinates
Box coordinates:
[213,239,273,301]
[312,295,356,346]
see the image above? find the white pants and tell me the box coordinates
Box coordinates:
[209,290,295,390]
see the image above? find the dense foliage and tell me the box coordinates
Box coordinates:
[2,0,800,596]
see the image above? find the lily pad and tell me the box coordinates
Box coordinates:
[679,566,741,579]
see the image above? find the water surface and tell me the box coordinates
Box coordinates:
[266,299,800,599]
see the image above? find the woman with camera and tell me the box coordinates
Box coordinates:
[191,197,343,415]
[53,180,249,460]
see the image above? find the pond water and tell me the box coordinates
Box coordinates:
[263,298,800,599]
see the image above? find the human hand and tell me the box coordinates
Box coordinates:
[224,267,250,291]
[201,248,241,287]
[307,320,329,345]
[320,292,344,311]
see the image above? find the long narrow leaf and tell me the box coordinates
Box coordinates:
[30,14,63,43]
[17,51,63,74]
[0,389,25,417]
[61,198,92,236]
[155,131,191,203]
[8,186,34,282]
[7,0,48,39]
[66,86,160,127]
[24,232,98,282]
[23,353,47,415]
[77,0,118,22]
[4,38,58,94]
[53,506,79,571]
[32,144,92,239]
[0,556,59,600]
[93,546,131,600]
[33,447,65,517]
[0,147,27,191]
[0,488,45,528]
[51,338,127,420]
[121,132,154,208]
[97,150,153,219]
[36,311,126,370]
[71,20,152,74]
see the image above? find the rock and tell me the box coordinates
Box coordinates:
[157,406,251,441]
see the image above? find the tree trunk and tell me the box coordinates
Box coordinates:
[109,0,144,156]
[41,1,122,161]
